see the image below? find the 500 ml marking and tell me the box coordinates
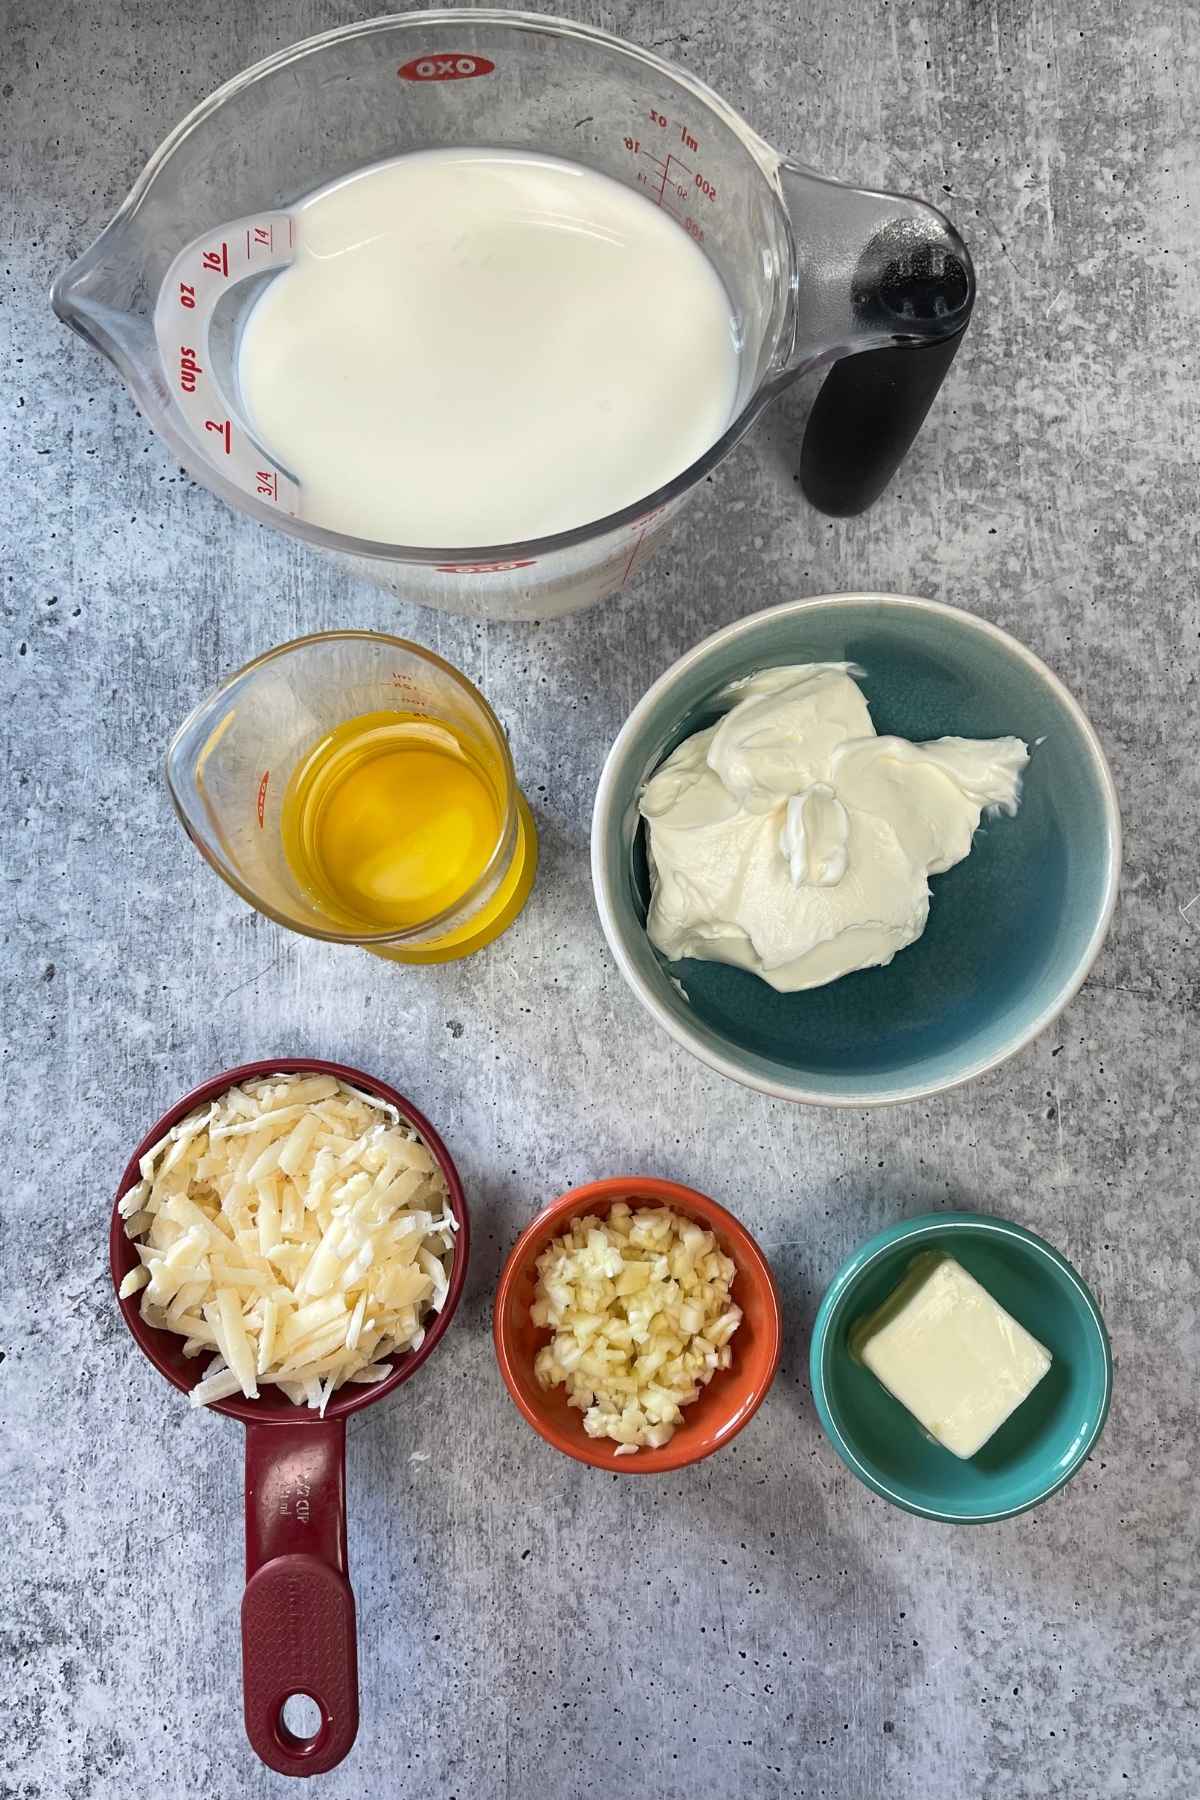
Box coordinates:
[623,107,718,241]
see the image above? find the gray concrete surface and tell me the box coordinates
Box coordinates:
[3,2,1199,1795]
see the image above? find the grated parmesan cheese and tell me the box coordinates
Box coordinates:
[531,1203,742,1453]
[119,1072,456,1414]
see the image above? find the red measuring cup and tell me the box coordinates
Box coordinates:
[110,1057,470,1777]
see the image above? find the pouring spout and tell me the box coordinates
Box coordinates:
[50,220,156,379]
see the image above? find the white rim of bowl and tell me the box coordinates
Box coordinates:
[590,592,1123,1108]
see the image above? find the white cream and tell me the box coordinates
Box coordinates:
[237,148,739,545]
[639,663,1028,992]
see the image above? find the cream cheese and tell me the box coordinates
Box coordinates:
[850,1250,1052,1460]
[639,663,1028,992]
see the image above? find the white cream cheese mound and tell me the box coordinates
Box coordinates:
[639,663,1029,993]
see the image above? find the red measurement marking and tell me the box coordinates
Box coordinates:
[630,137,695,214]
[657,151,692,206]
[201,242,229,277]
[255,468,278,501]
[621,527,648,588]
[256,770,270,829]
[288,216,294,250]
[646,109,701,154]
[205,417,231,454]
[621,508,667,589]
[397,52,495,81]
[253,224,272,249]
[434,559,536,574]
[179,281,196,310]
[179,345,202,393]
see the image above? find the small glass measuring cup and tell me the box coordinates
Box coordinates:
[167,631,537,960]
[52,9,974,622]
[110,1057,470,1777]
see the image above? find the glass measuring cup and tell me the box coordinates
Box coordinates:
[110,1057,470,1777]
[167,632,537,960]
[52,9,974,622]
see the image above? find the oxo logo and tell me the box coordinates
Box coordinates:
[397,52,495,82]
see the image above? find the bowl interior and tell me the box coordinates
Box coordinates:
[110,1057,469,1423]
[812,1215,1111,1520]
[495,1180,781,1472]
[597,597,1119,1102]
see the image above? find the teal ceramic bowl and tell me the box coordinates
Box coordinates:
[591,594,1121,1105]
[810,1212,1112,1522]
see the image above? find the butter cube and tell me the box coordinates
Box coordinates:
[851,1251,1051,1459]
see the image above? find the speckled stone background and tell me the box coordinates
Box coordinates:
[4,1,1199,1795]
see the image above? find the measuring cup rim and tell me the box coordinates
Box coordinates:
[164,629,522,947]
[58,7,789,565]
[110,1056,471,1422]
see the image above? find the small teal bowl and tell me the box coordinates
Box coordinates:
[591,593,1121,1105]
[810,1212,1112,1522]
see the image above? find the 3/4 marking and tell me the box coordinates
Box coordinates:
[256,770,270,828]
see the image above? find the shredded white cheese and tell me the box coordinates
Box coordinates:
[120,1072,456,1414]
[531,1203,742,1453]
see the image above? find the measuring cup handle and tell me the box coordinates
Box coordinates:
[777,163,974,514]
[800,326,969,516]
[241,1417,359,1777]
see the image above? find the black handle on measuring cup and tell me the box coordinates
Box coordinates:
[800,217,975,518]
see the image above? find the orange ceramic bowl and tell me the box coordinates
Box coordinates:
[493,1176,782,1473]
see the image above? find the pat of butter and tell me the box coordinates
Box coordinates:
[850,1251,1051,1460]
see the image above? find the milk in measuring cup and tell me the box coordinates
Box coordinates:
[236,148,740,545]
